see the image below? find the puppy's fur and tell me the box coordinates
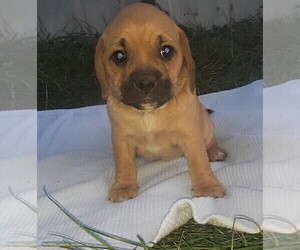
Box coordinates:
[95,3,227,202]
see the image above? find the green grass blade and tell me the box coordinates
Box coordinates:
[43,186,114,249]
[137,234,149,250]
[231,215,262,250]
[85,225,143,247]
[48,232,102,249]
[8,186,37,213]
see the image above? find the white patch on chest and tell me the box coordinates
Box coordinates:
[139,110,164,156]
[146,144,161,155]
[141,111,157,132]
[145,133,161,155]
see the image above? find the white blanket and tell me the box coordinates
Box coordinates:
[0,110,37,246]
[263,80,300,234]
[37,80,263,248]
[2,79,299,248]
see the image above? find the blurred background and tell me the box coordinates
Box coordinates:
[0,0,36,110]
[264,0,300,87]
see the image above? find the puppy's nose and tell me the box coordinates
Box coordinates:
[134,80,157,93]
[129,69,161,94]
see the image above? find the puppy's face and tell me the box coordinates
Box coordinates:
[96,3,195,110]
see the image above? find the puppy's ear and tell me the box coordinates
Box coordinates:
[95,36,109,100]
[178,29,195,95]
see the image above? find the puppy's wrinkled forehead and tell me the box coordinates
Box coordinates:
[104,3,178,46]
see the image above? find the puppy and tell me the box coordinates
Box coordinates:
[95,3,227,202]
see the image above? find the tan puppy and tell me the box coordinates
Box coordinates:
[95,3,227,202]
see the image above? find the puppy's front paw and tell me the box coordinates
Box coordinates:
[109,184,138,202]
[193,180,225,198]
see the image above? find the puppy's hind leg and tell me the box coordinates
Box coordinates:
[207,144,227,162]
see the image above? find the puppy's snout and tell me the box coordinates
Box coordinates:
[121,68,172,109]
[128,69,161,94]
[134,77,157,93]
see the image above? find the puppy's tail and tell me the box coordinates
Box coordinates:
[140,0,169,15]
[206,109,214,115]
[141,0,156,5]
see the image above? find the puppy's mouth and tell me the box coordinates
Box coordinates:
[126,100,167,111]
[120,68,173,111]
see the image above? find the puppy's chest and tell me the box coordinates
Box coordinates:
[127,112,183,160]
[144,133,160,154]
[135,116,182,160]
[134,131,182,161]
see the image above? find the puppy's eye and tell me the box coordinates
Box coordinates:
[160,45,174,60]
[111,50,127,65]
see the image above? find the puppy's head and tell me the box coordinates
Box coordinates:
[95,3,195,111]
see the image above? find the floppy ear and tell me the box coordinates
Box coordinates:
[178,29,196,95]
[95,36,109,100]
